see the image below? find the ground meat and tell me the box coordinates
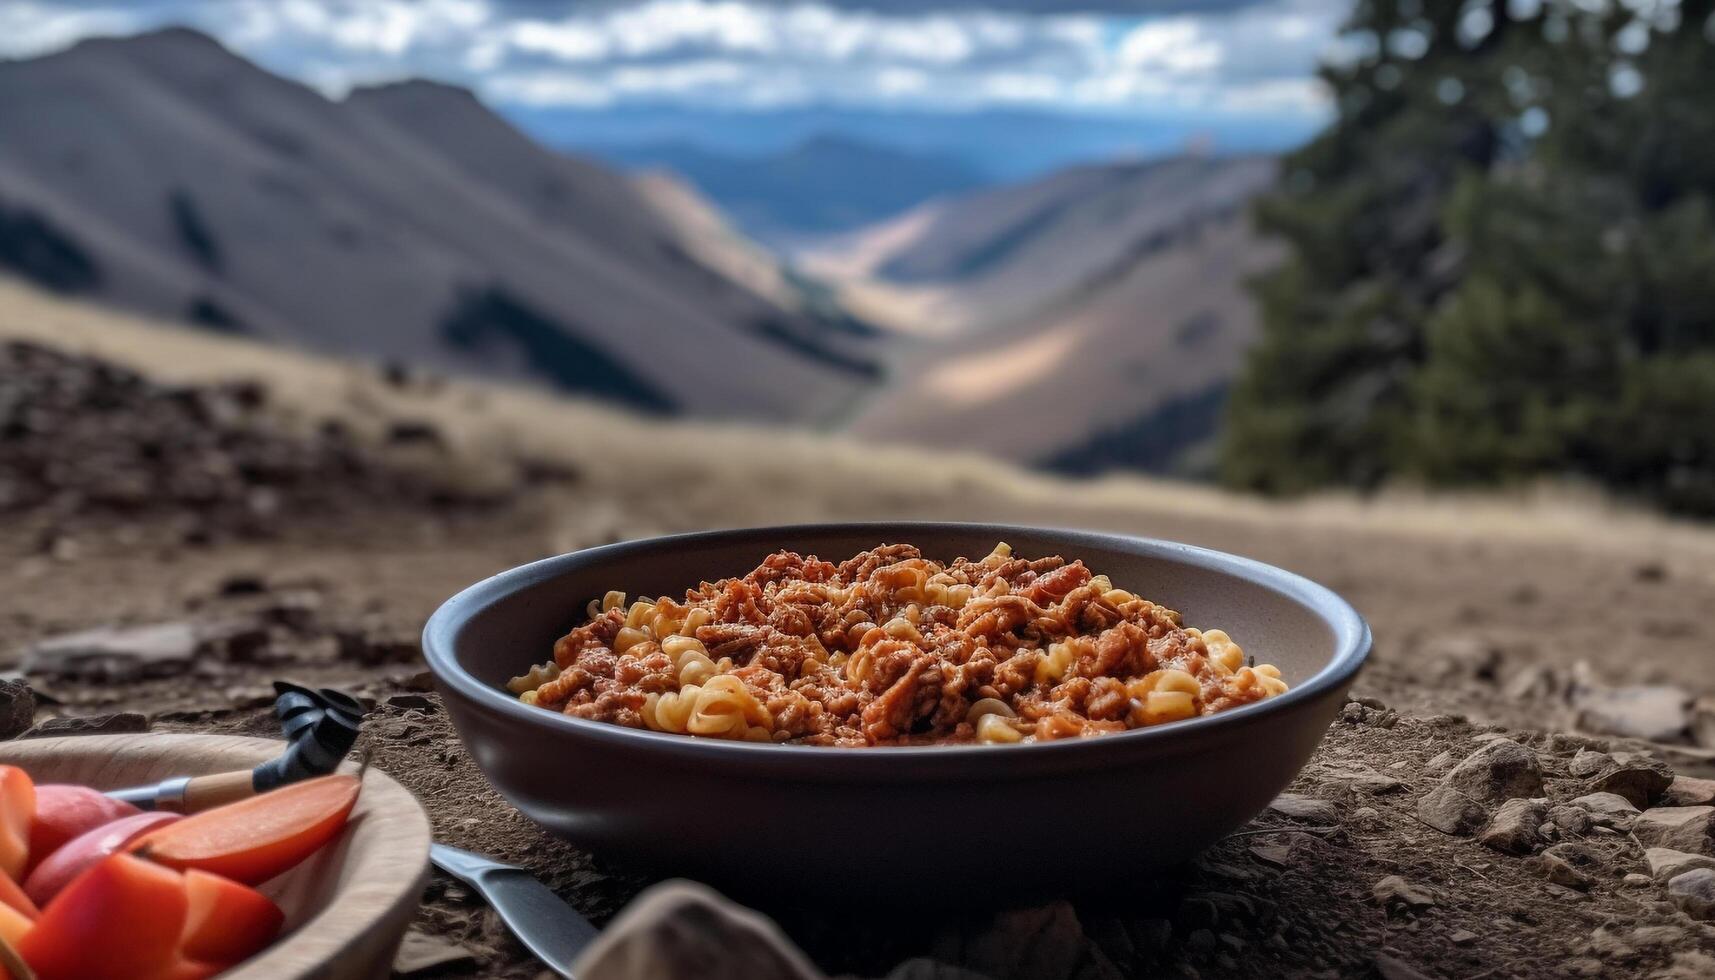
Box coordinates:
[520,544,1288,745]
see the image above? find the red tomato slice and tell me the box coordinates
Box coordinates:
[0,768,35,881]
[28,785,140,871]
[0,872,36,921]
[24,811,182,905]
[179,869,283,966]
[18,852,189,980]
[131,774,359,885]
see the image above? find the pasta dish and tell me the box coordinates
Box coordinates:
[506,543,1288,746]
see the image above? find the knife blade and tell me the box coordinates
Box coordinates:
[430,843,598,978]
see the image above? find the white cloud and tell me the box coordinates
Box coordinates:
[8,0,1341,118]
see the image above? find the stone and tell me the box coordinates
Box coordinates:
[1537,843,1599,890]
[1589,755,1675,809]
[1448,929,1478,946]
[1424,750,1455,773]
[1663,776,1715,807]
[1548,804,1592,835]
[1573,682,1692,743]
[23,712,149,738]
[1570,791,1640,830]
[1657,951,1715,980]
[24,622,201,681]
[1622,873,1652,887]
[1249,845,1292,869]
[1646,848,1715,883]
[1628,926,1684,948]
[1416,739,1543,835]
[1632,807,1715,856]
[0,679,36,739]
[1667,868,1715,920]
[1371,876,1437,916]
[392,929,479,977]
[1479,798,1548,855]
[1569,749,1613,778]
[1268,794,1338,824]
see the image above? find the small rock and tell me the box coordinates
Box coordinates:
[385,693,439,713]
[1646,847,1715,883]
[1573,682,1693,743]
[1538,842,1599,890]
[1631,806,1715,856]
[1340,702,1365,723]
[1424,750,1456,773]
[1589,755,1675,809]
[1663,776,1715,807]
[1548,804,1592,835]
[1268,794,1338,824]
[1480,798,1548,855]
[1417,739,1544,835]
[0,679,36,739]
[1249,845,1292,869]
[24,712,149,738]
[24,622,201,681]
[1371,876,1437,916]
[1570,792,1640,828]
[1448,929,1478,946]
[1667,868,1715,920]
[1629,925,1685,948]
[1657,951,1715,980]
[1569,749,1613,778]
[392,928,478,976]
[1549,733,1608,755]
[1622,873,1652,887]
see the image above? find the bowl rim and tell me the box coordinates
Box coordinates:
[423,522,1371,764]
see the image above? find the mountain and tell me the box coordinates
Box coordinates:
[0,28,877,422]
[804,155,1280,474]
[594,136,990,244]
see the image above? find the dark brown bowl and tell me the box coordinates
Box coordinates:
[423,523,1369,905]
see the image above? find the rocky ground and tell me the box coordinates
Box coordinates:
[3,329,1715,979]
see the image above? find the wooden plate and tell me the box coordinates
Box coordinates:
[0,733,431,980]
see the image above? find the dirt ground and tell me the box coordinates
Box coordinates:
[4,290,1715,978]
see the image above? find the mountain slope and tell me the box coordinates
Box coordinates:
[813,156,1280,472]
[596,136,990,244]
[0,29,875,421]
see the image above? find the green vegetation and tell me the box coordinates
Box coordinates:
[1224,0,1715,513]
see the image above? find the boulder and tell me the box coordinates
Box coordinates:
[1645,848,1715,883]
[1416,739,1543,835]
[1667,868,1715,921]
[1631,806,1715,856]
[1479,798,1547,854]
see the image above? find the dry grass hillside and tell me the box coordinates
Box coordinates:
[4,273,1714,740]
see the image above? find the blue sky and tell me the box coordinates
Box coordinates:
[2,1,1344,168]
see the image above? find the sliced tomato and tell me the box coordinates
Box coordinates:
[24,810,181,906]
[18,852,189,980]
[179,869,283,966]
[131,774,359,885]
[28,785,140,871]
[0,767,35,880]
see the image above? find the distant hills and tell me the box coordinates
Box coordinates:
[803,155,1280,476]
[0,28,878,422]
[594,136,990,245]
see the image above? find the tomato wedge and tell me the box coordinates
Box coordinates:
[28,785,140,871]
[18,852,189,980]
[0,767,35,880]
[0,873,36,921]
[131,773,360,885]
[25,810,182,905]
[180,869,283,966]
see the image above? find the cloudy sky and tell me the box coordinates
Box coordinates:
[2,0,1345,169]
